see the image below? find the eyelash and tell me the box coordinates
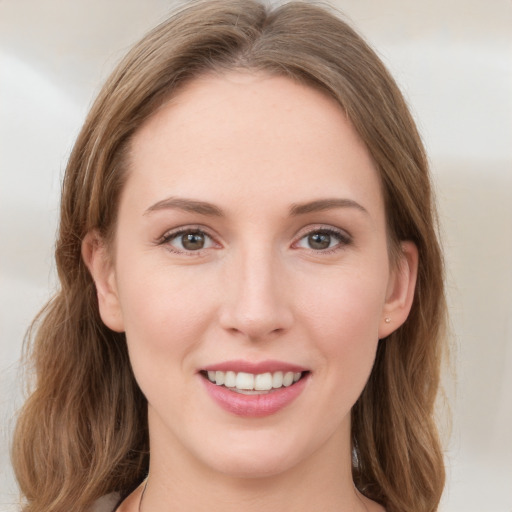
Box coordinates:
[158,225,352,256]
[158,226,219,256]
[293,226,352,254]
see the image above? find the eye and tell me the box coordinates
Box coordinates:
[161,228,216,253]
[295,228,351,252]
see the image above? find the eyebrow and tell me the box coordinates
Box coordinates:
[289,198,368,216]
[144,197,224,217]
[144,196,368,218]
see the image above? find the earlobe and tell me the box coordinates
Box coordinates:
[378,241,418,339]
[82,231,125,332]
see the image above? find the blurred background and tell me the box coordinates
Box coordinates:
[1,1,511,510]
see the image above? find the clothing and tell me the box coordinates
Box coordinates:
[91,493,121,512]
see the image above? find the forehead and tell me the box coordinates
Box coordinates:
[126,72,383,216]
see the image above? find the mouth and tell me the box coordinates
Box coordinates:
[199,362,310,417]
[200,370,308,395]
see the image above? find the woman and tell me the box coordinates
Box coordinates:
[12,1,447,511]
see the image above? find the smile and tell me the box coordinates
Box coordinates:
[200,362,310,417]
[204,370,303,394]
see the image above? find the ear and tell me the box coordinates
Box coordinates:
[82,231,125,332]
[378,241,418,339]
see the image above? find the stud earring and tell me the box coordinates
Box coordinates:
[385,317,391,323]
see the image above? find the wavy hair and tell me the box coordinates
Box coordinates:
[12,1,447,511]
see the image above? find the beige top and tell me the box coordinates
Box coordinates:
[91,493,121,512]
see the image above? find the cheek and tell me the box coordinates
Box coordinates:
[301,266,387,338]
[113,253,218,380]
[298,265,387,380]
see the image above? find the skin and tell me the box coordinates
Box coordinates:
[84,72,417,512]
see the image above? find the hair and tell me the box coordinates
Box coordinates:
[12,1,447,511]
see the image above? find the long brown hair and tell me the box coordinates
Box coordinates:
[12,1,447,511]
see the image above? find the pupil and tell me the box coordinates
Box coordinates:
[308,232,331,250]
[182,232,205,250]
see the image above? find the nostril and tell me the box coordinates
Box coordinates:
[219,309,293,340]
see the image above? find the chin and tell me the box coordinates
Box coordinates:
[192,428,317,480]
[207,453,298,480]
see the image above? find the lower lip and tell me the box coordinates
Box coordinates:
[201,374,309,418]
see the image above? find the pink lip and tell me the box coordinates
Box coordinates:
[200,370,309,418]
[202,359,307,374]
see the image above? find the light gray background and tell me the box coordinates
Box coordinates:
[1,1,511,510]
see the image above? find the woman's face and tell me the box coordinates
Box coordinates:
[88,72,416,479]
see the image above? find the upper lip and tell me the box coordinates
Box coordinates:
[201,359,308,374]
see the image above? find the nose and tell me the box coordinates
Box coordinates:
[218,246,294,340]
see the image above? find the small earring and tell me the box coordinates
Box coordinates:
[385,317,391,323]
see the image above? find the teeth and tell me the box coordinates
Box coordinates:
[205,369,304,391]
[215,371,225,386]
[235,372,254,390]
[283,372,294,387]
[272,371,283,388]
[254,372,272,391]
[224,371,236,388]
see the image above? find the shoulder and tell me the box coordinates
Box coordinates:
[91,493,122,512]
